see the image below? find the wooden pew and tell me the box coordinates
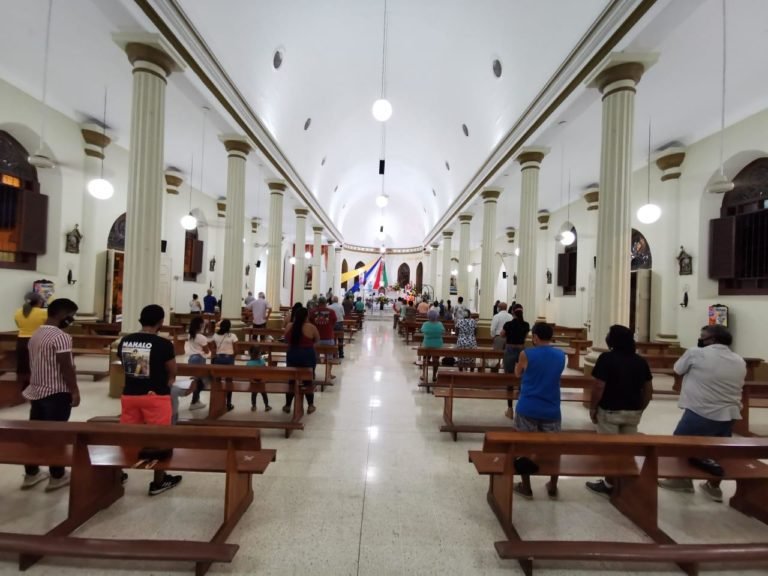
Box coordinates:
[469,431,768,575]
[231,341,339,391]
[433,372,595,440]
[670,357,763,394]
[416,347,504,390]
[0,419,275,575]
[176,364,314,438]
[636,341,673,355]
[735,381,768,437]
[412,333,495,348]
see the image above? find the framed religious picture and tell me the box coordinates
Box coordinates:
[677,246,693,276]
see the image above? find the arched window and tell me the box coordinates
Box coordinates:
[107,213,126,251]
[710,158,768,295]
[341,259,349,291]
[557,226,577,296]
[0,131,47,270]
[397,263,410,287]
[415,262,423,292]
[630,229,652,270]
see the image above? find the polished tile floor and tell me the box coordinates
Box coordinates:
[0,316,767,575]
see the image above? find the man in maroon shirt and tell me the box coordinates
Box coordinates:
[310,296,337,347]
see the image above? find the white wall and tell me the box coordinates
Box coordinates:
[544,106,768,358]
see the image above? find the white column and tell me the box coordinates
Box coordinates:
[311,226,322,295]
[515,147,548,315]
[655,148,685,343]
[582,187,599,335]
[479,189,501,328]
[293,209,308,305]
[220,137,251,320]
[327,240,337,295]
[590,59,651,346]
[429,243,439,298]
[537,210,551,320]
[265,180,286,319]
[79,124,112,316]
[505,227,516,304]
[117,40,181,332]
[440,231,454,301]
[458,213,472,303]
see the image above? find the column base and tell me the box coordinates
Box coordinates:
[584,346,608,377]
[476,319,492,339]
[655,332,679,344]
[267,311,285,330]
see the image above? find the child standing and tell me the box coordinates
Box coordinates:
[212,319,238,411]
[247,346,271,412]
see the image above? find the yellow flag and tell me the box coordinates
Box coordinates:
[340,258,378,284]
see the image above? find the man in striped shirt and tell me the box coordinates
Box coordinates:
[21,298,79,492]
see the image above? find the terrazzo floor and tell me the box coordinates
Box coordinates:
[0,315,767,575]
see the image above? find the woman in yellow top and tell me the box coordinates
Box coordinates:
[14,292,47,389]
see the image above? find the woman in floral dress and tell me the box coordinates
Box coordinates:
[454,308,477,372]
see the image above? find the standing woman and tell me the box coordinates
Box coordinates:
[14,292,47,390]
[282,306,320,414]
[185,316,210,410]
[501,304,530,419]
[454,308,477,372]
[212,319,239,411]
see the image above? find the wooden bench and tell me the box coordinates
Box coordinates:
[416,347,504,390]
[231,341,339,391]
[433,372,595,440]
[412,333,495,348]
[176,364,314,438]
[735,381,768,436]
[636,341,673,355]
[0,419,275,575]
[670,357,763,395]
[469,431,768,575]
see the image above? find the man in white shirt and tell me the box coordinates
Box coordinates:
[658,324,746,502]
[244,291,255,306]
[328,296,346,359]
[249,292,272,333]
[490,302,513,351]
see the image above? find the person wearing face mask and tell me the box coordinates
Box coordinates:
[658,324,746,502]
[20,298,80,492]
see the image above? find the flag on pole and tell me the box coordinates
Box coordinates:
[373,261,383,290]
[363,257,381,287]
[382,262,389,288]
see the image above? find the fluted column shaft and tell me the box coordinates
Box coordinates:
[505,228,516,305]
[328,242,338,295]
[516,149,548,314]
[293,209,308,304]
[479,190,501,321]
[429,244,439,297]
[266,182,285,314]
[591,62,646,345]
[441,232,453,301]
[458,214,472,302]
[221,139,250,319]
[655,149,685,341]
[312,227,322,295]
[120,43,175,332]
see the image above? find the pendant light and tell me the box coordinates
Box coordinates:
[180,153,197,230]
[371,0,392,122]
[637,120,661,224]
[560,170,575,246]
[708,0,733,194]
[182,108,208,230]
[28,0,55,169]
[87,87,114,199]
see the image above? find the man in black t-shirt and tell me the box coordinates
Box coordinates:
[585,324,652,497]
[118,304,182,496]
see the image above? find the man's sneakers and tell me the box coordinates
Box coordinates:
[45,471,71,492]
[657,478,694,493]
[585,479,613,498]
[148,474,182,496]
[189,401,207,411]
[698,480,724,503]
[21,470,49,490]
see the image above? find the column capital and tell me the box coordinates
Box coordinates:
[80,123,112,159]
[655,147,686,181]
[251,217,261,233]
[430,243,440,250]
[442,230,454,239]
[458,213,473,223]
[327,239,336,246]
[217,197,226,218]
[505,227,516,242]
[220,135,252,158]
[335,245,342,252]
[114,33,185,77]
[312,226,324,234]
[516,147,549,168]
[164,168,183,195]
[481,188,502,201]
[295,208,309,217]
[267,179,287,193]
[588,53,658,96]
[537,209,550,230]
[583,185,599,211]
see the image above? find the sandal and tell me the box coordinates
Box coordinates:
[513,482,533,500]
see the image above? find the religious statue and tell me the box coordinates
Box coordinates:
[546,269,552,285]
[65,224,83,254]
[209,256,216,272]
[677,246,693,276]
[245,264,250,277]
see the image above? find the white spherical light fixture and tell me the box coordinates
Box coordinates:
[636,203,661,224]
[372,98,393,122]
[707,171,735,194]
[87,177,114,200]
[451,268,458,276]
[466,264,473,272]
[289,256,296,265]
[380,246,386,254]
[376,194,389,208]
[514,247,520,256]
[559,229,576,246]
[180,213,198,230]
[304,251,312,260]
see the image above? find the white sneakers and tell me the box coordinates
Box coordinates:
[189,401,207,411]
[21,470,70,492]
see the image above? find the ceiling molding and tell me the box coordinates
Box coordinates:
[134,0,343,243]
[421,0,657,247]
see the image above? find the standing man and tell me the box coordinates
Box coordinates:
[658,324,746,502]
[310,296,338,347]
[244,291,255,306]
[490,302,513,352]
[513,323,566,499]
[454,296,467,320]
[342,295,354,317]
[21,298,80,491]
[203,289,217,314]
[249,291,272,340]
[328,295,346,359]
[416,298,430,315]
[118,304,182,496]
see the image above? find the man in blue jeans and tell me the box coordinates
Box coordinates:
[658,324,746,502]
[513,322,566,500]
